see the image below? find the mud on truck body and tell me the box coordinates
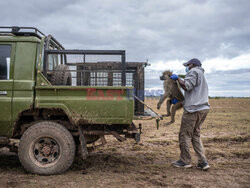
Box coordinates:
[0,26,160,175]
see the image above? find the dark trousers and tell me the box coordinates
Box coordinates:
[179,109,209,164]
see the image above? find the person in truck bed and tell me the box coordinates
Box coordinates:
[169,58,210,170]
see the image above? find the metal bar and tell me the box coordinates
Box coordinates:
[95,72,97,86]
[132,94,162,119]
[84,131,126,142]
[110,131,126,142]
[0,26,45,36]
[46,69,124,73]
[44,35,52,50]
[66,61,145,67]
[43,35,52,78]
[138,65,145,114]
[121,51,126,86]
[48,34,65,50]
[46,49,125,55]
[108,72,113,86]
[43,34,66,78]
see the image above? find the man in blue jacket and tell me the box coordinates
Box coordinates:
[170,58,210,170]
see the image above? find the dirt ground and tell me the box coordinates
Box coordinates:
[0,98,249,188]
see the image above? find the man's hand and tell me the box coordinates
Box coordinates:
[170,73,187,91]
[171,98,178,104]
[170,74,178,81]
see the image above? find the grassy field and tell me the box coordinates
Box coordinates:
[0,98,249,187]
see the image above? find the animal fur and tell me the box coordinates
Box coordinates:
[157,70,184,125]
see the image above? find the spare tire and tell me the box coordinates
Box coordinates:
[50,64,72,86]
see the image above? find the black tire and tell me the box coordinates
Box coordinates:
[50,64,72,85]
[18,121,75,175]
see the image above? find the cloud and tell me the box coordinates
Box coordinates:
[1,0,250,96]
[149,53,250,74]
[1,0,250,59]
[145,54,250,97]
[146,66,250,97]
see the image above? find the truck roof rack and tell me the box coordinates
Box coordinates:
[0,26,64,51]
[0,26,45,39]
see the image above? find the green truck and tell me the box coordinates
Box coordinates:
[0,26,160,175]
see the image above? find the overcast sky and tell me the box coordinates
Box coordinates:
[1,0,250,96]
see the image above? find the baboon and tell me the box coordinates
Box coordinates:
[157,70,184,125]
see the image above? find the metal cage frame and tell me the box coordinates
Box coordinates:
[0,26,148,115]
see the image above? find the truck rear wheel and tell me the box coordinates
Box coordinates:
[18,121,75,175]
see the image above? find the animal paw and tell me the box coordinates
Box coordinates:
[157,103,161,110]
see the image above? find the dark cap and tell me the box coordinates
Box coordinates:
[183,58,201,67]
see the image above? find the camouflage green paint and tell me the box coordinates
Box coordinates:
[35,85,134,125]
[0,36,41,136]
[0,35,134,137]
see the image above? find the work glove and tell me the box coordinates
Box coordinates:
[170,74,178,80]
[171,98,179,104]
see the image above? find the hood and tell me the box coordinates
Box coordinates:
[193,66,205,73]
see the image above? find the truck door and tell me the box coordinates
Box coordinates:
[0,44,14,136]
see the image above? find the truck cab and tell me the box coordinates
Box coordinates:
[0,34,40,136]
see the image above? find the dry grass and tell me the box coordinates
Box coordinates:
[0,98,250,187]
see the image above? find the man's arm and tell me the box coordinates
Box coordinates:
[177,78,187,91]
[170,72,197,91]
[169,74,187,91]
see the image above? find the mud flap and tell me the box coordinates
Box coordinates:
[134,133,140,143]
[78,125,88,160]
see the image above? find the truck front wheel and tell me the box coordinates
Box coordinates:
[18,121,75,175]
